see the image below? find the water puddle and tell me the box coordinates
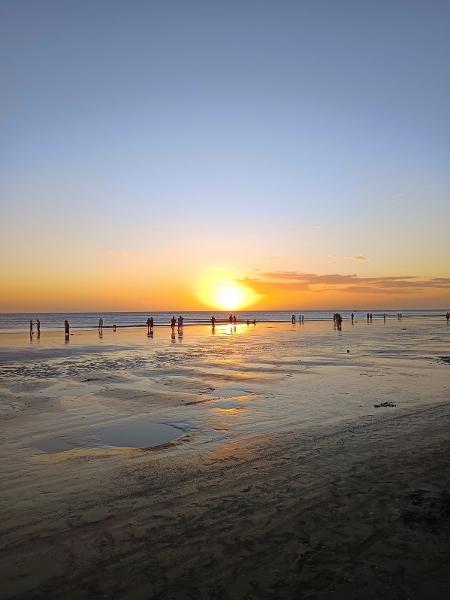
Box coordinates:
[33,415,189,453]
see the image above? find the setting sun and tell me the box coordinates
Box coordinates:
[196,271,260,310]
[213,282,246,310]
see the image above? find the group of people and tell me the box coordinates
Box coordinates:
[291,315,305,324]
[333,313,343,330]
[29,319,41,336]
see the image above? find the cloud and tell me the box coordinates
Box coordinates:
[236,271,450,296]
[329,255,367,262]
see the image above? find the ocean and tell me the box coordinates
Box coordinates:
[0,309,446,332]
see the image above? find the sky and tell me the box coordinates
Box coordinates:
[1,0,450,311]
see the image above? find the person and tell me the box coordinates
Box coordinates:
[383,313,386,322]
[228,314,233,324]
[146,317,152,335]
[367,313,370,322]
[98,317,103,334]
[64,320,70,339]
[113,324,117,332]
[302,315,304,324]
[211,316,216,329]
[370,313,373,322]
[150,317,154,330]
[246,319,250,326]
[171,316,176,329]
[253,319,256,326]
[336,313,342,331]
[177,315,183,333]
[29,319,33,335]
[446,312,450,322]
[36,319,41,338]
[351,312,354,324]
[233,315,237,324]
[291,314,296,324]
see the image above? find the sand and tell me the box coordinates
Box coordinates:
[0,319,449,599]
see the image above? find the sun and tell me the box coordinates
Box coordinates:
[196,272,260,311]
[213,282,246,310]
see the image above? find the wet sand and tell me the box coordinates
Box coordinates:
[0,319,449,598]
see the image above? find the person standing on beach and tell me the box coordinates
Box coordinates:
[64,320,70,339]
[291,314,296,324]
[177,315,183,333]
[171,316,176,329]
[228,314,233,324]
[211,316,216,329]
[29,320,33,336]
[36,319,41,335]
[146,317,152,335]
[351,313,354,324]
[233,315,237,324]
[98,318,103,334]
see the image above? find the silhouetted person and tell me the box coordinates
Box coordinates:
[367,313,370,322]
[146,317,152,335]
[228,314,233,324]
[98,318,103,333]
[171,316,176,329]
[177,315,183,333]
[383,313,386,322]
[64,320,70,340]
[446,312,450,322]
[211,316,216,329]
[291,314,296,324]
[351,312,354,324]
[113,324,117,332]
[29,320,33,336]
[370,313,373,322]
[233,315,237,324]
[36,319,41,335]
[336,313,342,331]
[246,319,250,326]
[253,319,256,326]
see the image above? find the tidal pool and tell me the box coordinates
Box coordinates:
[34,416,188,453]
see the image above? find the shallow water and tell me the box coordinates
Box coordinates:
[33,416,188,453]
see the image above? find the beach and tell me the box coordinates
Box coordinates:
[1,318,449,599]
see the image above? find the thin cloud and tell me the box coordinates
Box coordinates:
[329,255,367,262]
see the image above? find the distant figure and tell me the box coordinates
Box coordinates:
[336,313,343,331]
[246,319,250,326]
[351,312,354,324]
[64,320,70,339]
[177,315,184,333]
[446,311,450,322]
[367,313,370,322]
[383,313,386,322]
[233,315,237,324]
[113,324,117,332]
[29,320,33,336]
[171,316,176,329]
[36,319,41,334]
[211,316,216,329]
[98,318,103,333]
[370,313,373,322]
[302,315,304,324]
[228,314,233,324]
[291,314,296,324]
[146,317,152,335]
[253,319,256,326]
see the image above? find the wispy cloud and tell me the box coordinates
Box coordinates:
[329,255,367,262]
